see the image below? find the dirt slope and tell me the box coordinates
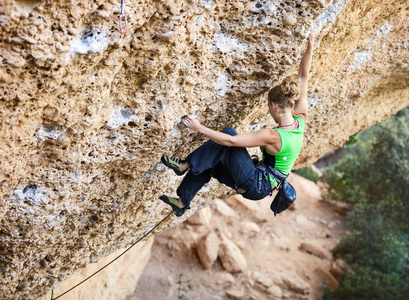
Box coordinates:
[129,173,348,300]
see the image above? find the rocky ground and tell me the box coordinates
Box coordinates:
[127,172,350,300]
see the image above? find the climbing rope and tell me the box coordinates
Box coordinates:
[52,212,173,299]
[118,0,128,33]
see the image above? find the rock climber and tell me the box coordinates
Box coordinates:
[160,29,315,217]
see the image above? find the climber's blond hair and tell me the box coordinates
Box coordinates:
[268,77,300,109]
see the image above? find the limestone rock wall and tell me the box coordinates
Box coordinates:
[37,239,153,300]
[0,0,408,299]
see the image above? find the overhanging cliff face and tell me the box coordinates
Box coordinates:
[0,0,408,298]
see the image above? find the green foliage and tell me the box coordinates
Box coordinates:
[323,107,409,300]
[327,267,402,300]
[294,166,320,183]
[345,132,359,145]
[177,273,194,300]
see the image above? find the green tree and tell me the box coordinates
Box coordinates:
[324,107,409,300]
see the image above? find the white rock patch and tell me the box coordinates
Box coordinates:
[214,32,248,53]
[72,29,109,54]
[349,50,373,72]
[108,107,138,129]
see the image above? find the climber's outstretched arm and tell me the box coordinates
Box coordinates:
[294,29,315,122]
[182,116,279,148]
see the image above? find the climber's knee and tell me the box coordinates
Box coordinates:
[221,127,237,136]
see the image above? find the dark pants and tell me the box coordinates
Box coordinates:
[177,127,273,208]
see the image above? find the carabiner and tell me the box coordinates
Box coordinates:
[119,14,127,33]
[119,0,128,33]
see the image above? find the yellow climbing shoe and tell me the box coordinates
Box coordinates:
[161,155,188,176]
[159,195,185,217]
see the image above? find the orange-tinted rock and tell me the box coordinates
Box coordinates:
[219,237,247,273]
[197,231,220,270]
[330,262,344,282]
[299,242,332,259]
[316,267,340,290]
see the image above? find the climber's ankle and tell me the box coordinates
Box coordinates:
[178,198,185,208]
[180,162,189,172]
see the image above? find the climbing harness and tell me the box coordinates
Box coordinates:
[51,212,172,299]
[118,0,128,33]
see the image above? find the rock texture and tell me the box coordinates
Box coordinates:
[37,239,153,300]
[0,0,408,299]
[218,236,248,273]
[197,230,220,269]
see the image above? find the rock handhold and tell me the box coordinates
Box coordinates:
[197,231,220,269]
[283,14,297,27]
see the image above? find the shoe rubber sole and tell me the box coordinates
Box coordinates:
[159,195,185,217]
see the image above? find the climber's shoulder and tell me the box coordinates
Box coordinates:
[294,112,307,123]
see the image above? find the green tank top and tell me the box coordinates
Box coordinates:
[260,116,305,175]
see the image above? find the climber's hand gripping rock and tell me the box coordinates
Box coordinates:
[182,115,202,131]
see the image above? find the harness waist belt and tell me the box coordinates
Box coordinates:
[256,164,288,184]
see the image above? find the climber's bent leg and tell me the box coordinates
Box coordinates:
[177,169,211,208]
[209,146,255,192]
[185,127,237,175]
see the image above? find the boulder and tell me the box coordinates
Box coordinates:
[241,221,261,234]
[226,287,245,300]
[197,231,220,269]
[331,258,351,280]
[335,258,349,271]
[326,199,352,215]
[267,285,283,299]
[283,275,310,295]
[335,201,352,215]
[211,199,237,218]
[252,271,273,288]
[299,242,332,259]
[219,238,247,273]
[322,228,333,238]
[215,272,236,286]
[164,228,201,252]
[186,206,212,226]
[330,262,344,282]
[316,267,340,290]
